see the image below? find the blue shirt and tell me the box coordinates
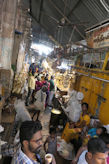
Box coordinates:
[15,149,42,164]
[88,128,97,137]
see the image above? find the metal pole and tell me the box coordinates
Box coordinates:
[49,0,85,39]
[77,72,109,83]
[68,26,75,43]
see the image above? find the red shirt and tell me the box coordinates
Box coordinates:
[35,81,43,91]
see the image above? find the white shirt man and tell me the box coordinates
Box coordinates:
[77,150,88,164]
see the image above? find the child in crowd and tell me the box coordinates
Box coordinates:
[88,126,107,138]
[44,127,57,157]
[82,126,107,146]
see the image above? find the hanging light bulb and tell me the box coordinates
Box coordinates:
[61,18,65,25]
[51,108,61,115]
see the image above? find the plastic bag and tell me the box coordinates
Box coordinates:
[67,90,77,105]
[0,125,4,133]
[57,139,74,160]
[64,90,83,122]
[14,99,31,122]
[103,125,109,134]
[34,90,46,111]
[69,101,82,122]
[64,100,82,122]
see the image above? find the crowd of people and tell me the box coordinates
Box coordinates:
[1,63,109,164]
[25,63,55,120]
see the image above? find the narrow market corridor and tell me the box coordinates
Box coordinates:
[0,0,109,164]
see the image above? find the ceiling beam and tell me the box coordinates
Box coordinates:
[62,0,86,26]
[29,0,32,13]
[38,0,44,23]
[67,0,80,18]
[29,10,61,46]
[49,0,85,40]
[41,11,59,23]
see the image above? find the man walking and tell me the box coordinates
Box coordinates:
[48,76,55,107]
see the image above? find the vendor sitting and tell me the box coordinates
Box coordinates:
[76,102,90,128]
[62,102,90,143]
[61,121,81,143]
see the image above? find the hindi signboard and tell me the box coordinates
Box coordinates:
[86,23,109,48]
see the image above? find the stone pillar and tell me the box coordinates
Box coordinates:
[11,1,32,95]
[16,41,26,73]
[0,0,17,69]
[0,0,17,97]
[11,0,32,73]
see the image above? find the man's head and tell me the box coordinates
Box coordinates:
[51,75,54,80]
[49,127,56,139]
[87,138,108,164]
[82,102,88,113]
[44,76,48,81]
[96,127,107,136]
[37,76,41,81]
[20,120,42,154]
[32,72,35,76]
[45,74,49,78]
[100,133,109,148]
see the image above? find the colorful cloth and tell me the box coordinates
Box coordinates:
[88,128,97,137]
[61,122,81,143]
[1,142,20,157]
[107,156,109,164]
[78,113,90,126]
[35,81,43,91]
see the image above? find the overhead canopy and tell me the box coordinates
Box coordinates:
[26,0,109,45]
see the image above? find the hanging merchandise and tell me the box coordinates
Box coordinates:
[64,90,84,122]
[12,72,27,94]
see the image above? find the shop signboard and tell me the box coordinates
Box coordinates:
[86,23,109,48]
